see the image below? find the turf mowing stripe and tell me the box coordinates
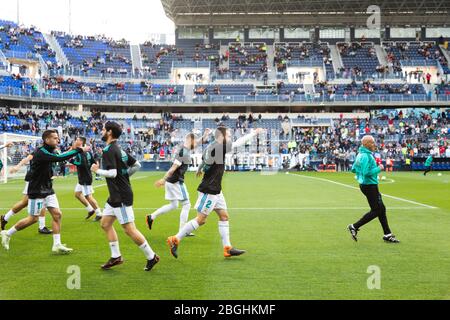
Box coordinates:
[291,174,438,209]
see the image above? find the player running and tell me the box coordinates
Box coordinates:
[167,126,265,259]
[1,154,52,234]
[145,129,211,234]
[71,137,102,221]
[347,135,399,243]
[1,130,89,253]
[423,154,433,176]
[91,121,159,272]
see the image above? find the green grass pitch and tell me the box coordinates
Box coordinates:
[0,171,449,300]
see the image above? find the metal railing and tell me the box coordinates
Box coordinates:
[2,50,37,60]
[172,61,211,68]
[400,59,438,67]
[1,86,449,104]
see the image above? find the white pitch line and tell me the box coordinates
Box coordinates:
[291,174,438,209]
[380,178,395,184]
[0,207,431,211]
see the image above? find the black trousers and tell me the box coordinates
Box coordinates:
[424,166,431,176]
[354,184,392,235]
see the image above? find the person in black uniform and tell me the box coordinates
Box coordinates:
[146,129,211,234]
[71,137,102,221]
[91,121,159,272]
[167,126,265,259]
[1,130,89,254]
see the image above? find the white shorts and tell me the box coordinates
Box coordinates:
[23,182,29,195]
[75,184,94,197]
[165,181,189,201]
[194,192,228,216]
[103,203,135,225]
[28,194,59,216]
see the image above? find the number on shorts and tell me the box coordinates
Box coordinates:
[37,202,43,210]
[205,200,212,209]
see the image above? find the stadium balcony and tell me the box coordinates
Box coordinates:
[55,34,132,78]
[314,82,429,103]
[40,78,185,103]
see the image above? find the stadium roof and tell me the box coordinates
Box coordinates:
[161,0,450,27]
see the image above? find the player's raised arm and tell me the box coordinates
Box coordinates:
[35,146,89,163]
[9,154,33,174]
[196,128,212,145]
[0,142,14,150]
[231,128,265,149]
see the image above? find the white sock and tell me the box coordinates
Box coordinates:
[218,221,231,247]
[151,201,178,220]
[4,210,15,222]
[95,208,102,217]
[53,234,61,246]
[139,241,155,260]
[109,241,121,258]
[179,202,190,231]
[6,227,17,237]
[86,204,94,212]
[38,216,46,230]
[176,219,200,240]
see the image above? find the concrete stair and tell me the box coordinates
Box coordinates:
[329,45,344,73]
[184,84,195,103]
[43,33,69,67]
[267,44,277,82]
[130,44,143,76]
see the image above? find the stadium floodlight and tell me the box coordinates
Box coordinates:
[0,133,41,184]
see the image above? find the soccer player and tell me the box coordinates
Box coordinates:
[91,121,159,272]
[1,130,89,253]
[347,135,400,243]
[145,129,211,234]
[167,127,265,259]
[71,137,102,221]
[423,154,433,176]
[1,154,52,234]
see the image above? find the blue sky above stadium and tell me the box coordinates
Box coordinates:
[1,0,175,43]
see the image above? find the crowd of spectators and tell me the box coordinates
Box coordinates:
[1,107,449,171]
[282,109,449,171]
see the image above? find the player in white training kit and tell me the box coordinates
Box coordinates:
[167,126,265,259]
[145,130,211,234]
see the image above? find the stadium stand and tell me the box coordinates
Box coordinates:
[0,20,57,68]
[55,33,132,77]
[337,42,380,78]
